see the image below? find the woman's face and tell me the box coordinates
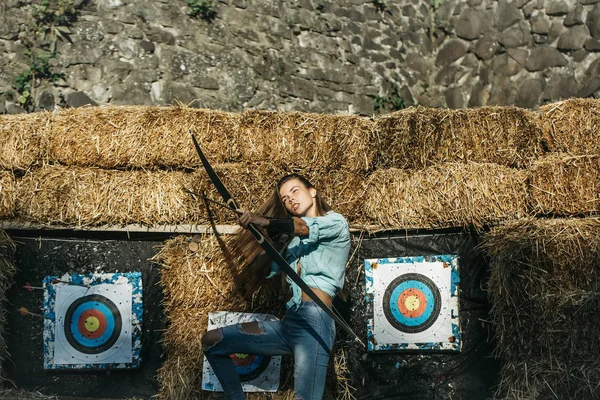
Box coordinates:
[278,178,317,217]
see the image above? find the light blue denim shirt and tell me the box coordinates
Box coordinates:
[267,211,351,309]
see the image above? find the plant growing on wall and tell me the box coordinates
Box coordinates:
[373,86,408,114]
[373,0,386,12]
[429,0,443,41]
[11,0,84,111]
[188,0,217,22]
[29,0,78,52]
[14,50,62,109]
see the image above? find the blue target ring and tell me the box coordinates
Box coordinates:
[69,301,116,347]
[64,295,122,354]
[230,353,272,382]
[383,273,441,334]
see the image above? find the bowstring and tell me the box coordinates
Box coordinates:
[302,273,357,341]
[253,220,361,344]
[301,228,366,344]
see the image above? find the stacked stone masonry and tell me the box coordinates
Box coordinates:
[1,0,600,115]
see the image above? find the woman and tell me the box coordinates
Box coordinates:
[201,174,351,400]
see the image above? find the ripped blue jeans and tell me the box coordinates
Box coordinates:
[202,301,335,400]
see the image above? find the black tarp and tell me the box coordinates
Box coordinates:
[4,229,500,400]
[5,232,165,399]
[340,230,501,400]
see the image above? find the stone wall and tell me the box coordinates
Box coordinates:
[1,0,599,115]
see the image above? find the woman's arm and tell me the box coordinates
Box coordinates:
[292,217,309,236]
[237,210,308,236]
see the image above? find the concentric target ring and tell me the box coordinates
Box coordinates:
[230,353,272,382]
[64,294,122,354]
[383,273,441,333]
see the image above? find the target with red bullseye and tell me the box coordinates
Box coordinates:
[202,312,281,393]
[43,272,143,370]
[365,255,461,352]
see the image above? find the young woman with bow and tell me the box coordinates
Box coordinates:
[201,173,351,400]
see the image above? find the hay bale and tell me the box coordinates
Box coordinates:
[0,231,17,382]
[0,112,52,170]
[482,218,600,400]
[375,106,544,169]
[540,98,600,154]
[14,164,366,227]
[153,235,244,400]
[154,235,248,310]
[363,163,529,230]
[15,165,207,226]
[528,154,600,217]
[48,106,239,169]
[0,171,17,219]
[235,110,374,173]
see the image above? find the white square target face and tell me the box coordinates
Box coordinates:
[43,272,143,370]
[202,312,281,393]
[54,285,132,364]
[365,255,461,352]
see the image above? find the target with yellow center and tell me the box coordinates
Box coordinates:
[365,255,461,352]
[43,272,143,370]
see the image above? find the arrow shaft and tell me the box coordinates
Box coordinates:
[185,189,240,214]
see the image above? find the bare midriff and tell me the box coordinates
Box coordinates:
[302,288,333,307]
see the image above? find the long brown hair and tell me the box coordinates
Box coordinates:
[229,174,331,297]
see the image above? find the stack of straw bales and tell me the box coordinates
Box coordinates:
[0,231,16,381]
[482,218,600,400]
[530,99,600,220]
[363,106,542,229]
[2,99,600,399]
[2,100,600,229]
[0,106,373,227]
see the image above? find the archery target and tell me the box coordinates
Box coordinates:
[202,312,281,393]
[43,272,143,370]
[54,285,131,364]
[365,255,461,352]
[63,294,123,355]
[230,353,272,381]
[383,273,441,334]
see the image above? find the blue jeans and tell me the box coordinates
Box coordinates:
[203,301,336,400]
